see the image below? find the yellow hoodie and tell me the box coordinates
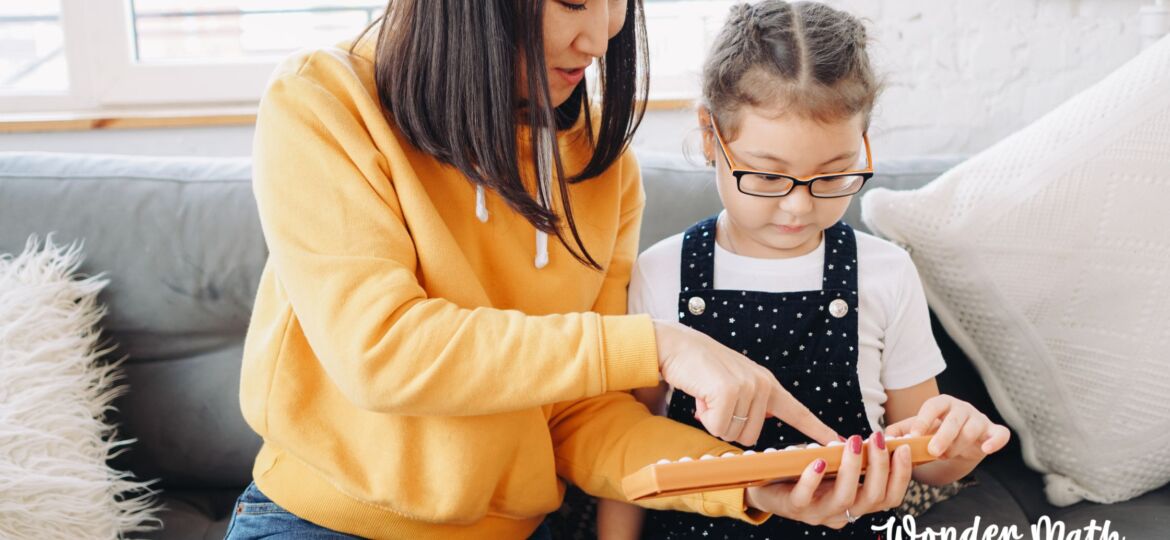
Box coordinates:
[240,38,766,538]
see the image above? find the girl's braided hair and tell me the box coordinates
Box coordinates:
[703,1,881,138]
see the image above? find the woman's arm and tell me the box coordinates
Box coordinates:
[554,173,764,524]
[594,383,669,540]
[252,68,660,417]
[550,388,772,526]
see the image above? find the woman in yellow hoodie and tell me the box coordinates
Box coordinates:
[227,1,852,538]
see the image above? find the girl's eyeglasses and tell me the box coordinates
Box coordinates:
[710,116,874,199]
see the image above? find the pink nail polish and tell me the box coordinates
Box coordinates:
[849,435,862,455]
[875,432,886,451]
[838,435,847,443]
[814,459,826,473]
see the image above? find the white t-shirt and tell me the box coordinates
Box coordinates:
[629,217,946,434]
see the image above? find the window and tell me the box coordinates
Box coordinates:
[0,1,729,116]
[643,1,733,100]
[0,1,385,114]
[0,1,68,93]
[81,1,385,108]
[129,1,382,62]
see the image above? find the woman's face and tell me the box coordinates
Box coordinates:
[526,0,628,107]
[704,107,867,259]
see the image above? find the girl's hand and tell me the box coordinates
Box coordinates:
[745,433,913,529]
[652,321,840,447]
[884,395,1011,460]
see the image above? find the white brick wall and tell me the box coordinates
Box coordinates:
[635,0,1152,158]
[862,0,1145,156]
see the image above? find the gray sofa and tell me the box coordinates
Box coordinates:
[1,150,1167,539]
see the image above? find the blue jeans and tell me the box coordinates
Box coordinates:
[224,482,553,539]
[224,482,363,539]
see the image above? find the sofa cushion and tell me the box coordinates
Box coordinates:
[0,152,264,489]
[979,439,1170,536]
[861,36,1170,506]
[142,488,238,540]
[0,237,160,537]
[913,468,1030,532]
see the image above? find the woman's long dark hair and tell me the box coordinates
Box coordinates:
[352,0,648,270]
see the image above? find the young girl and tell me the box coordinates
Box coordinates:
[597,1,1011,538]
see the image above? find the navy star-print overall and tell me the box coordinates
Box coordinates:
[641,216,894,539]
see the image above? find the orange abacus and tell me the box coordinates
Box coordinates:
[622,435,937,501]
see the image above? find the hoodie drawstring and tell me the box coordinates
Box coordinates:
[534,230,549,269]
[533,132,554,269]
[475,184,489,223]
[472,131,554,269]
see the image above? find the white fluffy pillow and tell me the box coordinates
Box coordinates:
[862,36,1170,506]
[0,237,159,539]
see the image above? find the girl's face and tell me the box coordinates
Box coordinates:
[704,108,867,259]
[526,0,628,107]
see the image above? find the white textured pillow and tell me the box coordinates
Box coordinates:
[0,237,159,539]
[862,36,1170,506]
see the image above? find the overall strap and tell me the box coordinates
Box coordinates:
[679,215,719,293]
[821,221,858,292]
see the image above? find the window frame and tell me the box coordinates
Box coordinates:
[83,0,278,107]
[1,0,732,117]
[642,0,734,101]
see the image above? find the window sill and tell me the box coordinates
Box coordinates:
[1,99,695,134]
[0,105,259,133]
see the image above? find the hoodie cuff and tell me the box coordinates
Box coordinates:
[600,314,659,392]
[703,488,771,525]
